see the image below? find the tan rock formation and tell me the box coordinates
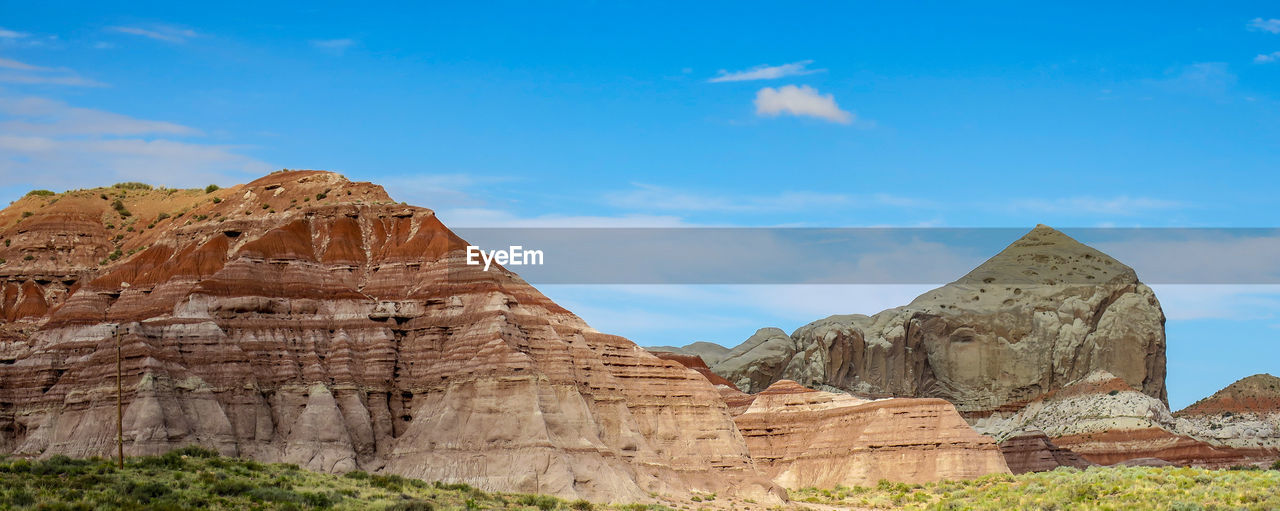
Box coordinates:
[732,380,1010,489]
[706,225,1168,418]
[0,171,781,503]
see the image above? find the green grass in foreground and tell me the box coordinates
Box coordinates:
[790,465,1280,510]
[0,447,673,511]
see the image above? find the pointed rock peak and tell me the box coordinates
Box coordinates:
[955,224,1137,286]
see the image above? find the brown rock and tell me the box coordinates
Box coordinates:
[997,429,1093,474]
[650,351,738,389]
[981,371,1267,468]
[732,380,1010,489]
[1172,374,1280,457]
[0,171,781,503]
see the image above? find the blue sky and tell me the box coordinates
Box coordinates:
[1,2,1278,408]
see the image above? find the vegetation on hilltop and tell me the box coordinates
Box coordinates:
[790,464,1280,510]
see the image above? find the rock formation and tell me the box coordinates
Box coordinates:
[977,371,1256,468]
[732,380,1010,489]
[0,171,783,502]
[1174,374,1280,456]
[698,225,1168,418]
[997,429,1093,474]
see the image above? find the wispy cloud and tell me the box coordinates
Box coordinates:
[708,60,823,83]
[754,84,852,124]
[0,28,27,39]
[603,183,927,214]
[108,25,198,43]
[1006,196,1183,216]
[1150,62,1236,97]
[1255,51,1280,63]
[0,96,197,136]
[0,94,268,189]
[0,57,48,71]
[0,57,106,87]
[311,38,355,55]
[1249,17,1280,34]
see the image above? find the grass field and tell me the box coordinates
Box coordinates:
[2,449,1278,510]
[789,463,1280,510]
[0,447,670,510]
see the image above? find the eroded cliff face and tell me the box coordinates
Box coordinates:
[732,380,1010,489]
[706,225,1168,418]
[0,171,780,502]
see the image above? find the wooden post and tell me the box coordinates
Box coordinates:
[116,324,124,469]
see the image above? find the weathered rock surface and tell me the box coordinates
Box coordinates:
[732,380,1010,489]
[977,371,1264,468]
[997,429,1093,474]
[0,171,783,502]
[1174,374,1280,454]
[701,225,1168,419]
[649,351,738,389]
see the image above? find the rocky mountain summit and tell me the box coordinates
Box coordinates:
[658,226,1278,469]
[0,171,784,502]
[701,225,1167,417]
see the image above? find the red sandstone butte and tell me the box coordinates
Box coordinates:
[0,171,784,503]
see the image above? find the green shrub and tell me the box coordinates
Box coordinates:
[205,184,220,193]
[23,254,34,261]
[156,212,170,221]
[25,190,55,197]
[211,197,222,204]
[1271,459,1280,470]
[112,199,132,217]
[387,501,435,511]
[210,478,253,496]
[343,470,370,480]
[21,211,32,218]
[570,499,595,510]
[113,182,153,190]
[316,192,327,200]
[517,494,562,511]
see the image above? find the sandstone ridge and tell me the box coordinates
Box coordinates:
[0,171,783,503]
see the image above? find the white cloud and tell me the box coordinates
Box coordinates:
[754,84,852,124]
[108,25,198,43]
[1255,51,1280,63]
[437,207,687,228]
[0,94,269,190]
[1249,17,1280,34]
[1153,62,1236,96]
[311,38,355,55]
[0,57,46,71]
[0,97,198,136]
[0,28,27,39]
[0,57,106,87]
[1005,196,1183,216]
[708,60,823,83]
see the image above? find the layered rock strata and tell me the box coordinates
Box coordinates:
[997,429,1093,474]
[1173,374,1280,458]
[978,371,1260,468]
[0,171,781,502]
[732,380,1010,489]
